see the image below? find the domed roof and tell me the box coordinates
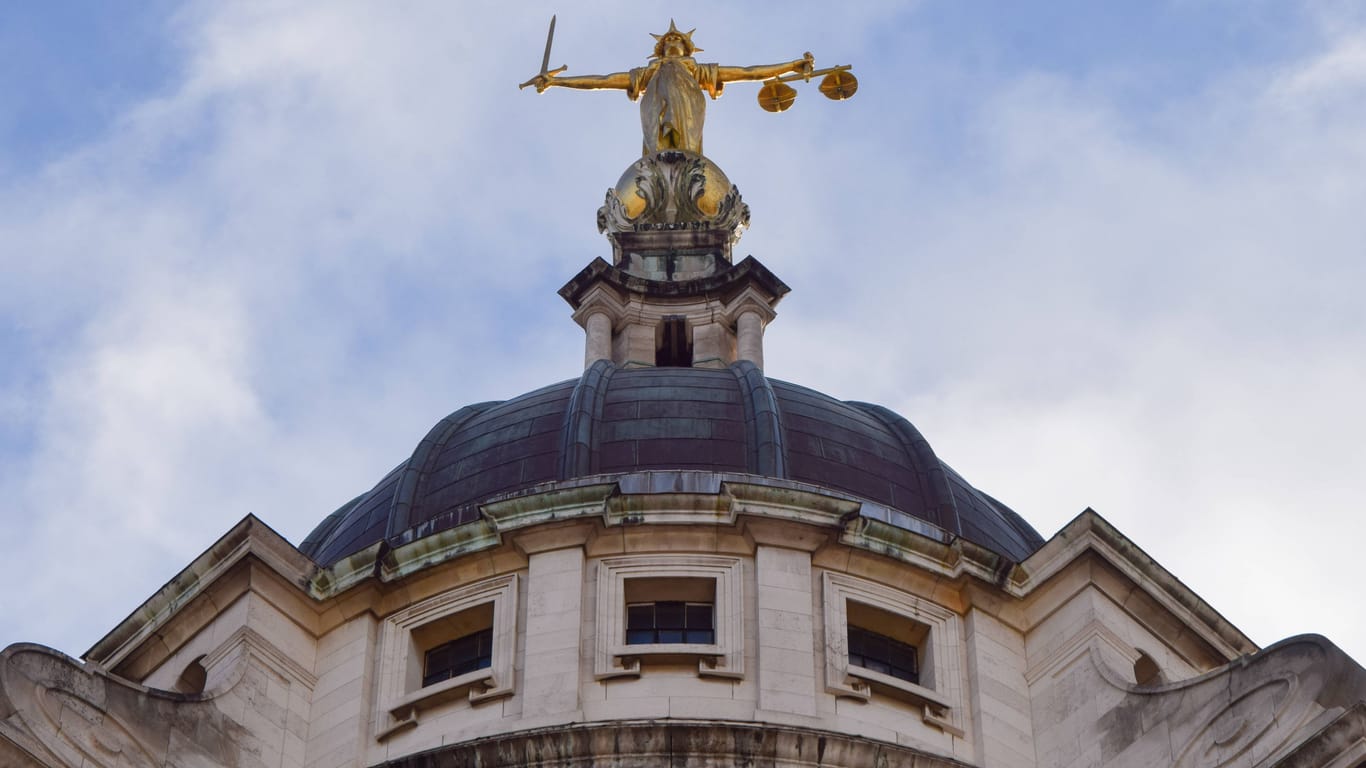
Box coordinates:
[300,361,1044,566]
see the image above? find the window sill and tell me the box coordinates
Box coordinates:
[842,665,963,737]
[388,665,510,720]
[822,572,966,737]
[596,555,745,680]
[847,664,951,710]
[607,643,739,679]
[615,642,722,657]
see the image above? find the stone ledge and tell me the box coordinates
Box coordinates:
[372,719,975,768]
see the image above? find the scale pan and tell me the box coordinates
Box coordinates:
[758,80,797,113]
[819,70,858,100]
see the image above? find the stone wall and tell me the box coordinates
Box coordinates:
[4,492,1361,768]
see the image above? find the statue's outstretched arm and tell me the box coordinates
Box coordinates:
[715,52,814,84]
[531,71,631,93]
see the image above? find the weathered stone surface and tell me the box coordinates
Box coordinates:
[1268,701,1366,768]
[374,721,975,768]
[1040,634,1366,768]
[0,644,259,768]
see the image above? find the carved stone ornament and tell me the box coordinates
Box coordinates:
[0,640,298,768]
[597,150,749,241]
[1087,634,1366,768]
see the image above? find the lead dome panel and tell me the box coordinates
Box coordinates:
[301,363,1044,566]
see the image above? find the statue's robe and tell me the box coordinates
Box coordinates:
[629,57,722,155]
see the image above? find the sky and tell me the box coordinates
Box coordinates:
[1,1,1363,672]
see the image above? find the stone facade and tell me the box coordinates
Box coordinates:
[4,103,1363,768]
[3,476,1363,767]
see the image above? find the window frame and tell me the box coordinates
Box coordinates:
[595,555,744,680]
[375,573,518,736]
[822,571,963,736]
[847,624,920,685]
[625,600,716,646]
[421,625,494,687]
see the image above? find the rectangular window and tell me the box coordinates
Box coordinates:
[422,627,494,687]
[822,571,963,736]
[626,601,715,645]
[847,625,918,685]
[595,557,744,680]
[375,574,518,741]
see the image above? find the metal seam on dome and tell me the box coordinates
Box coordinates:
[386,401,502,540]
[849,402,963,537]
[587,364,616,474]
[730,361,788,477]
[959,477,1045,554]
[298,493,365,557]
[559,359,617,479]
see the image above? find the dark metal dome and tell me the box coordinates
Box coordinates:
[300,361,1044,566]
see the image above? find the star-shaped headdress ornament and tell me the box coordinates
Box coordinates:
[650,20,700,58]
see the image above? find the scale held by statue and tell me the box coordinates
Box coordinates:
[521,18,857,276]
[520,18,857,157]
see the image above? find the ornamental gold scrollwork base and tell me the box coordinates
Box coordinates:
[598,150,749,240]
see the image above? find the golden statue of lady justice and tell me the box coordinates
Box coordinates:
[521,19,855,157]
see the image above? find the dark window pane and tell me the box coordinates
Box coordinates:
[686,603,713,629]
[627,604,654,631]
[685,629,715,644]
[656,602,685,629]
[423,627,494,687]
[848,625,919,685]
[848,630,866,657]
[427,645,450,671]
[867,633,888,660]
[624,601,715,646]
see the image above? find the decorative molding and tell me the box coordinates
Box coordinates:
[1019,509,1254,660]
[377,720,974,768]
[482,483,618,533]
[201,625,318,691]
[0,644,258,768]
[719,285,780,326]
[596,150,750,240]
[378,519,501,582]
[1270,702,1366,768]
[602,489,738,527]
[374,573,518,739]
[1023,619,1139,686]
[724,480,860,528]
[1171,673,1307,768]
[594,554,745,680]
[822,571,965,736]
[1082,634,1363,768]
[309,539,386,598]
[569,282,630,331]
[85,515,315,668]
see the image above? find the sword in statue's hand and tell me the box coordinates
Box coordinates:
[519,15,567,91]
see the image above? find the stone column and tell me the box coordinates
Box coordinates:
[584,311,613,369]
[691,321,734,369]
[755,545,817,717]
[617,323,657,368]
[736,310,765,369]
[522,547,584,719]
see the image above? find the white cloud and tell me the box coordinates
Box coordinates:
[770,18,1366,660]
